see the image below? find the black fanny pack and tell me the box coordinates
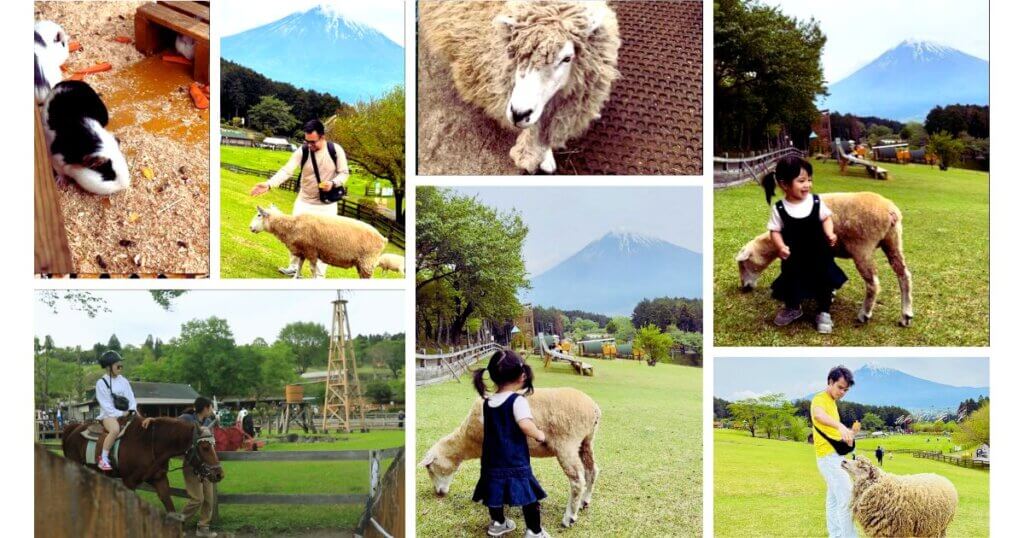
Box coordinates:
[102,376,130,411]
[814,424,855,455]
[302,143,346,204]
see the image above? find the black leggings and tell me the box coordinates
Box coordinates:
[489,503,541,533]
[785,289,833,314]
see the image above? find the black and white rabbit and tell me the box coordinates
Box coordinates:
[42,80,130,195]
[35,20,70,105]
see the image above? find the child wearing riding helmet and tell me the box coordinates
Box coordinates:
[471,349,550,538]
[96,350,149,470]
[762,155,848,334]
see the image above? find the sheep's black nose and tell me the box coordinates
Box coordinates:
[511,108,533,124]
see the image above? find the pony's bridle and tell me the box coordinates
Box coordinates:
[184,426,221,481]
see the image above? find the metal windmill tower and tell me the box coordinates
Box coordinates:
[322,291,367,433]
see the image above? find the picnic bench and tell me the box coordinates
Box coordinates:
[134,1,210,83]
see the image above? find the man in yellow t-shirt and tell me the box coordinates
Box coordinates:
[811,366,856,538]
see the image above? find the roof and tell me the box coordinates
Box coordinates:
[85,381,200,405]
[262,137,290,145]
[221,129,253,139]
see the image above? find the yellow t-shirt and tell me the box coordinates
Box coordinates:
[811,390,841,457]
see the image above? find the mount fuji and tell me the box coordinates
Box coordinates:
[820,39,988,121]
[221,6,404,104]
[523,231,702,315]
[802,364,988,412]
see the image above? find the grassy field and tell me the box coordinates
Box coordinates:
[416,356,703,536]
[220,148,405,278]
[131,429,404,535]
[714,160,988,346]
[714,428,988,537]
[855,433,969,454]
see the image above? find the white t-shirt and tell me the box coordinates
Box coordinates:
[767,196,833,232]
[479,391,534,425]
[95,375,138,419]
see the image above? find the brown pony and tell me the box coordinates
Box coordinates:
[61,415,224,512]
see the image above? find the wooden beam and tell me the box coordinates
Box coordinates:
[34,107,73,274]
[158,1,210,23]
[136,3,209,41]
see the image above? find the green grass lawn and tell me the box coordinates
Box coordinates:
[417,356,702,536]
[220,165,405,279]
[714,160,989,346]
[130,429,404,535]
[714,428,988,537]
[855,433,969,455]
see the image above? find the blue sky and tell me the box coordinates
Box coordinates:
[220,0,405,46]
[450,187,703,275]
[714,357,989,401]
[34,290,404,348]
[769,0,988,83]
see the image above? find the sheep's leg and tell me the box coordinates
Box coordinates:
[293,257,304,280]
[510,128,546,173]
[852,254,879,323]
[882,239,914,327]
[555,449,587,528]
[308,255,322,279]
[580,435,598,508]
[356,260,375,279]
[538,147,556,174]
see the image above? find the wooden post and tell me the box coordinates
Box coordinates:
[34,108,74,274]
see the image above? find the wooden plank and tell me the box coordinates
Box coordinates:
[137,3,209,41]
[158,1,210,23]
[34,107,74,274]
[138,483,367,505]
[216,446,401,461]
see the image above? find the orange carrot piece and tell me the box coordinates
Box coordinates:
[69,41,81,52]
[189,82,209,110]
[69,73,85,81]
[74,63,112,75]
[114,36,132,44]
[162,54,193,66]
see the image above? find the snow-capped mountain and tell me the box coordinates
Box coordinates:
[221,6,404,104]
[820,39,988,121]
[523,231,702,315]
[802,364,988,413]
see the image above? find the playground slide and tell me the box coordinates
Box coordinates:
[834,138,888,179]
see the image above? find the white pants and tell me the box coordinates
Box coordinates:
[287,198,338,278]
[817,453,857,538]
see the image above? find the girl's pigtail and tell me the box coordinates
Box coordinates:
[521,363,535,396]
[761,171,777,204]
[472,368,488,397]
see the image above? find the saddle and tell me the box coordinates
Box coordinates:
[80,416,134,469]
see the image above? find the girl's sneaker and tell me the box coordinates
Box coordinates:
[773,307,803,326]
[98,458,112,471]
[524,529,551,538]
[488,520,516,536]
[815,312,833,334]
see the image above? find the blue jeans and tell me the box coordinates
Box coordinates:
[816,453,857,538]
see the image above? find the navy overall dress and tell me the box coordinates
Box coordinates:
[770,195,848,307]
[472,393,547,507]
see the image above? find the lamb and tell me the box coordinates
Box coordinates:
[420,0,620,174]
[735,191,913,327]
[420,387,601,528]
[842,458,958,537]
[249,205,387,279]
[376,253,405,276]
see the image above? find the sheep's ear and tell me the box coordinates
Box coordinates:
[583,2,610,36]
[735,248,751,262]
[492,14,516,30]
[257,206,267,217]
[419,453,436,468]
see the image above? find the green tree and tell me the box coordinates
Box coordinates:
[900,121,929,148]
[608,316,635,342]
[927,131,965,171]
[861,412,884,432]
[329,86,406,221]
[168,317,238,396]
[633,324,672,366]
[277,322,329,374]
[150,290,188,310]
[248,95,298,136]
[106,334,122,352]
[365,381,394,405]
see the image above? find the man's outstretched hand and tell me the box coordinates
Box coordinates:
[251,183,270,197]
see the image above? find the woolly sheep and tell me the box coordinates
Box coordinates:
[249,205,387,279]
[376,253,405,276]
[420,0,620,174]
[842,458,958,537]
[420,387,601,528]
[735,192,913,327]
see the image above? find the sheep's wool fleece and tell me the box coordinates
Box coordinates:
[421,0,620,148]
[851,471,958,537]
[266,212,386,273]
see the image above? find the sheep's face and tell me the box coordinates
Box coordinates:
[420,448,459,497]
[841,458,880,484]
[249,205,282,233]
[494,1,610,128]
[735,238,778,291]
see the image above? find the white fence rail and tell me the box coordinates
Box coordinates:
[714,147,805,188]
[415,343,502,387]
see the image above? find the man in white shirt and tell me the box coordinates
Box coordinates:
[250,119,350,278]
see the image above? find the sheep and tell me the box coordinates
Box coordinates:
[248,205,387,279]
[420,0,620,174]
[735,192,913,327]
[376,253,405,276]
[420,387,601,528]
[842,458,958,537]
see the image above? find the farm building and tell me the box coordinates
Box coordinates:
[221,128,255,147]
[261,137,295,150]
[68,381,201,421]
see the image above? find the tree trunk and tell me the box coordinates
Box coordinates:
[450,302,476,342]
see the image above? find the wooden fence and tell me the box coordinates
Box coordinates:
[359,449,405,538]
[36,444,182,537]
[713,147,806,188]
[912,450,990,469]
[415,343,502,387]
